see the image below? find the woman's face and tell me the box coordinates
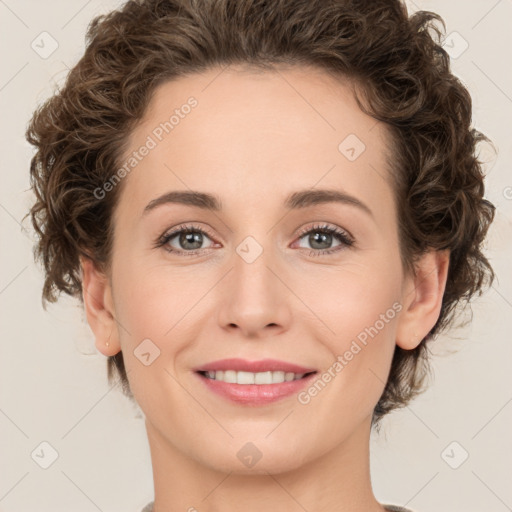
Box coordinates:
[90,65,437,474]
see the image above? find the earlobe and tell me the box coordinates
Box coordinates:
[396,249,450,350]
[80,256,121,356]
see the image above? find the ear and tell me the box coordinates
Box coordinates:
[80,256,121,356]
[396,249,450,350]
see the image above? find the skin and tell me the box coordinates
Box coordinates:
[81,64,449,512]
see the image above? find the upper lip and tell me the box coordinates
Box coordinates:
[194,358,317,374]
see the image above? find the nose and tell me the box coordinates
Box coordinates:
[216,241,292,339]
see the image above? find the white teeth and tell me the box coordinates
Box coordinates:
[223,370,236,383]
[272,371,285,383]
[203,370,307,384]
[237,371,255,384]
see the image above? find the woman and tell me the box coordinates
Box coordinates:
[26,0,495,510]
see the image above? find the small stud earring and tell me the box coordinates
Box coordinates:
[106,331,111,347]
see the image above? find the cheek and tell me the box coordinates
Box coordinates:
[109,262,192,409]
[296,258,401,398]
[112,257,196,339]
[110,260,210,391]
[299,257,401,343]
[113,277,168,341]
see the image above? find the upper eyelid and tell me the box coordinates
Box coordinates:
[296,223,353,240]
[163,223,216,240]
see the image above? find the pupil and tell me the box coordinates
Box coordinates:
[310,232,331,249]
[181,231,202,250]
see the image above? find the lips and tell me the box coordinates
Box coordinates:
[193,358,318,405]
[194,370,317,405]
[193,358,316,374]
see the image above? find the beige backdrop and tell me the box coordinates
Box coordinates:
[0,0,511,511]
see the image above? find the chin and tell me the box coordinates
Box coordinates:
[196,439,312,476]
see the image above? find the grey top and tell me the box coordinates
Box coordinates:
[141,501,414,511]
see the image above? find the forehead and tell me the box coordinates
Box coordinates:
[117,64,395,219]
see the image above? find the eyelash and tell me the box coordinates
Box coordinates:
[154,222,355,257]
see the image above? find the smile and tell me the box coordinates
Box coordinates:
[195,370,318,405]
[199,370,315,384]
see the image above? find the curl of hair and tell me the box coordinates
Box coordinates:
[26,0,496,429]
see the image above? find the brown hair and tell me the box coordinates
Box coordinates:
[26,0,496,429]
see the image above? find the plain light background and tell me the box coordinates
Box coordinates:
[0,1,511,511]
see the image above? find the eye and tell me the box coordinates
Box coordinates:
[154,222,354,257]
[154,223,217,256]
[294,223,354,256]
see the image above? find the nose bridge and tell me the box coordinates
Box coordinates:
[217,229,291,335]
[232,232,279,304]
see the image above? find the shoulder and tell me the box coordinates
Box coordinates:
[142,503,413,512]
[141,502,153,512]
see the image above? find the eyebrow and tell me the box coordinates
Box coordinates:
[143,188,374,218]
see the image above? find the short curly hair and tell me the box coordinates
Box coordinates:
[26,0,496,429]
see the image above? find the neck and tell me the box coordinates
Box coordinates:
[145,415,386,512]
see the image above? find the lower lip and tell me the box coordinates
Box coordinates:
[195,372,317,405]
